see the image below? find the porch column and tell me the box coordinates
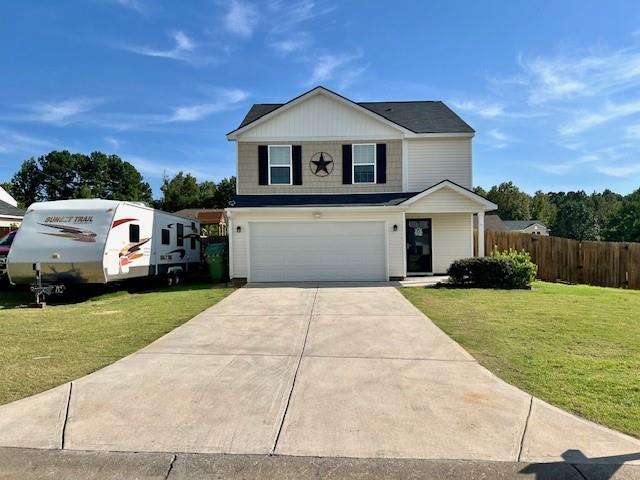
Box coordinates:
[477,211,485,257]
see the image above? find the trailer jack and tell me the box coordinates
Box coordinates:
[30,263,65,308]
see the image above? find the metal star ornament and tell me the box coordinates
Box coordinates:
[310,152,334,177]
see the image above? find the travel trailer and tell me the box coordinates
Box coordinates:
[7,199,201,289]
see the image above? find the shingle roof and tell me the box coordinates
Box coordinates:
[473,214,508,231]
[236,89,474,134]
[174,208,226,224]
[231,192,420,208]
[0,200,24,217]
[503,220,547,230]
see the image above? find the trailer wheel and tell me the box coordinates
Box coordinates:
[166,274,175,287]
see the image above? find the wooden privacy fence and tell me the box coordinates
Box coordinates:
[474,229,640,290]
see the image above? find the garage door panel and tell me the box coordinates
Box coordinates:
[249,222,386,282]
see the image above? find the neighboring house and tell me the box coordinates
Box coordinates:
[225,86,496,283]
[0,186,24,236]
[473,213,508,231]
[503,220,549,236]
[175,208,227,236]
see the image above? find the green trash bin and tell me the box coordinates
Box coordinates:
[204,243,227,282]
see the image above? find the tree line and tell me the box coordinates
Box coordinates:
[476,182,640,242]
[1,150,236,212]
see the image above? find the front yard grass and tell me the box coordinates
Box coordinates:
[0,282,233,405]
[400,281,640,438]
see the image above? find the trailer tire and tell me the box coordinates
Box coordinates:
[166,274,175,287]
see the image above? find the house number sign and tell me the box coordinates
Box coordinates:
[309,152,334,177]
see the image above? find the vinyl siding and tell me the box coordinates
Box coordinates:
[236,140,402,194]
[405,187,482,213]
[407,212,472,274]
[229,209,404,279]
[236,93,402,141]
[406,138,472,190]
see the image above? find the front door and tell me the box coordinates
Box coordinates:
[406,219,432,274]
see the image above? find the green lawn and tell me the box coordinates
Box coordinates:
[0,282,233,405]
[400,281,640,438]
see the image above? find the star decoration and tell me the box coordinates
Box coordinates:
[311,153,333,175]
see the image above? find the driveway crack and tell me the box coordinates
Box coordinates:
[270,285,318,455]
[60,382,73,450]
[517,395,534,461]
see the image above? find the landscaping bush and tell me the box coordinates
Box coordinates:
[490,247,538,287]
[446,248,537,289]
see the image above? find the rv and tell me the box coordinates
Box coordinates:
[7,199,201,287]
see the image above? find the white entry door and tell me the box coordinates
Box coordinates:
[248,221,387,282]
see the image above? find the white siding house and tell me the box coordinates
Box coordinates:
[226,86,496,283]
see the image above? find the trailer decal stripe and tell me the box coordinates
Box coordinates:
[112,218,138,228]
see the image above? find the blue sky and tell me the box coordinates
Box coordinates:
[2,1,640,197]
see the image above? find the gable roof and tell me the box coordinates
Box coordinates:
[0,200,25,218]
[503,220,547,230]
[229,86,474,138]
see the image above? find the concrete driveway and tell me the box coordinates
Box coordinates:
[0,283,639,464]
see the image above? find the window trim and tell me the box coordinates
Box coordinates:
[176,223,184,247]
[268,145,293,186]
[161,228,170,245]
[352,143,377,184]
[129,224,140,243]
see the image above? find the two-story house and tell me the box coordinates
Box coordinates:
[225,86,496,283]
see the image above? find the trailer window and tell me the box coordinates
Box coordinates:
[177,223,184,246]
[191,223,197,250]
[161,229,170,245]
[129,224,140,243]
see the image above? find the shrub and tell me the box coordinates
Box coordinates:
[447,248,537,289]
[447,257,517,288]
[490,247,538,287]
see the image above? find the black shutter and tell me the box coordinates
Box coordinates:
[258,145,268,185]
[342,144,352,184]
[376,143,386,184]
[292,145,302,185]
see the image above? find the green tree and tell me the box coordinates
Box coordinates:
[549,191,599,240]
[160,172,201,211]
[474,186,488,197]
[485,182,531,220]
[592,189,623,240]
[530,191,557,228]
[8,151,152,207]
[199,181,218,208]
[213,176,236,208]
[605,188,640,242]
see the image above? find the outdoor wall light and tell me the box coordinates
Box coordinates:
[393,224,398,231]
[236,226,242,233]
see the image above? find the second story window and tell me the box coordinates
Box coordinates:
[268,145,292,185]
[352,144,376,184]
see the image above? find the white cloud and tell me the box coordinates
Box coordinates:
[594,163,640,177]
[536,163,574,175]
[307,51,362,86]
[0,128,55,154]
[105,136,121,150]
[270,35,310,54]
[116,0,144,13]
[224,0,259,38]
[168,88,249,122]
[125,31,200,63]
[518,48,640,104]
[559,99,640,135]
[626,123,640,138]
[484,128,514,149]
[26,97,99,125]
[452,100,505,119]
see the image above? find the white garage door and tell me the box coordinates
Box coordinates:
[249,222,387,282]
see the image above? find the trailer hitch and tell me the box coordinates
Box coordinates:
[30,263,65,308]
